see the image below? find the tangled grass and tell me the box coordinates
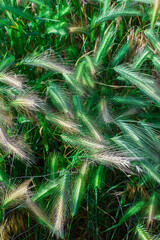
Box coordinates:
[0,0,159,239]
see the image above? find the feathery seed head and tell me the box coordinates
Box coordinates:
[26,198,54,231]
[46,114,79,133]
[0,127,32,164]
[11,94,42,112]
[0,71,24,89]
[2,179,33,208]
[100,99,114,124]
[21,54,72,74]
[90,151,137,171]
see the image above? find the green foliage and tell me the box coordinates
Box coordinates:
[0,0,159,239]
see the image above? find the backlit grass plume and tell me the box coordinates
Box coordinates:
[26,198,54,232]
[100,99,114,124]
[51,173,70,238]
[11,94,42,112]
[114,65,160,104]
[0,71,24,89]
[0,127,31,163]
[2,179,33,208]
[21,54,72,75]
[46,113,79,133]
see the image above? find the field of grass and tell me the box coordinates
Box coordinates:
[0,0,160,239]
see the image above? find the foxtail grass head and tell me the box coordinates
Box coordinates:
[2,179,33,208]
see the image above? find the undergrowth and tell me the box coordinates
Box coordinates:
[0,0,160,239]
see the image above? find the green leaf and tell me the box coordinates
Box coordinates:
[1,3,35,23]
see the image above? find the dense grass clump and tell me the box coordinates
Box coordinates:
[0,0,160,239]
